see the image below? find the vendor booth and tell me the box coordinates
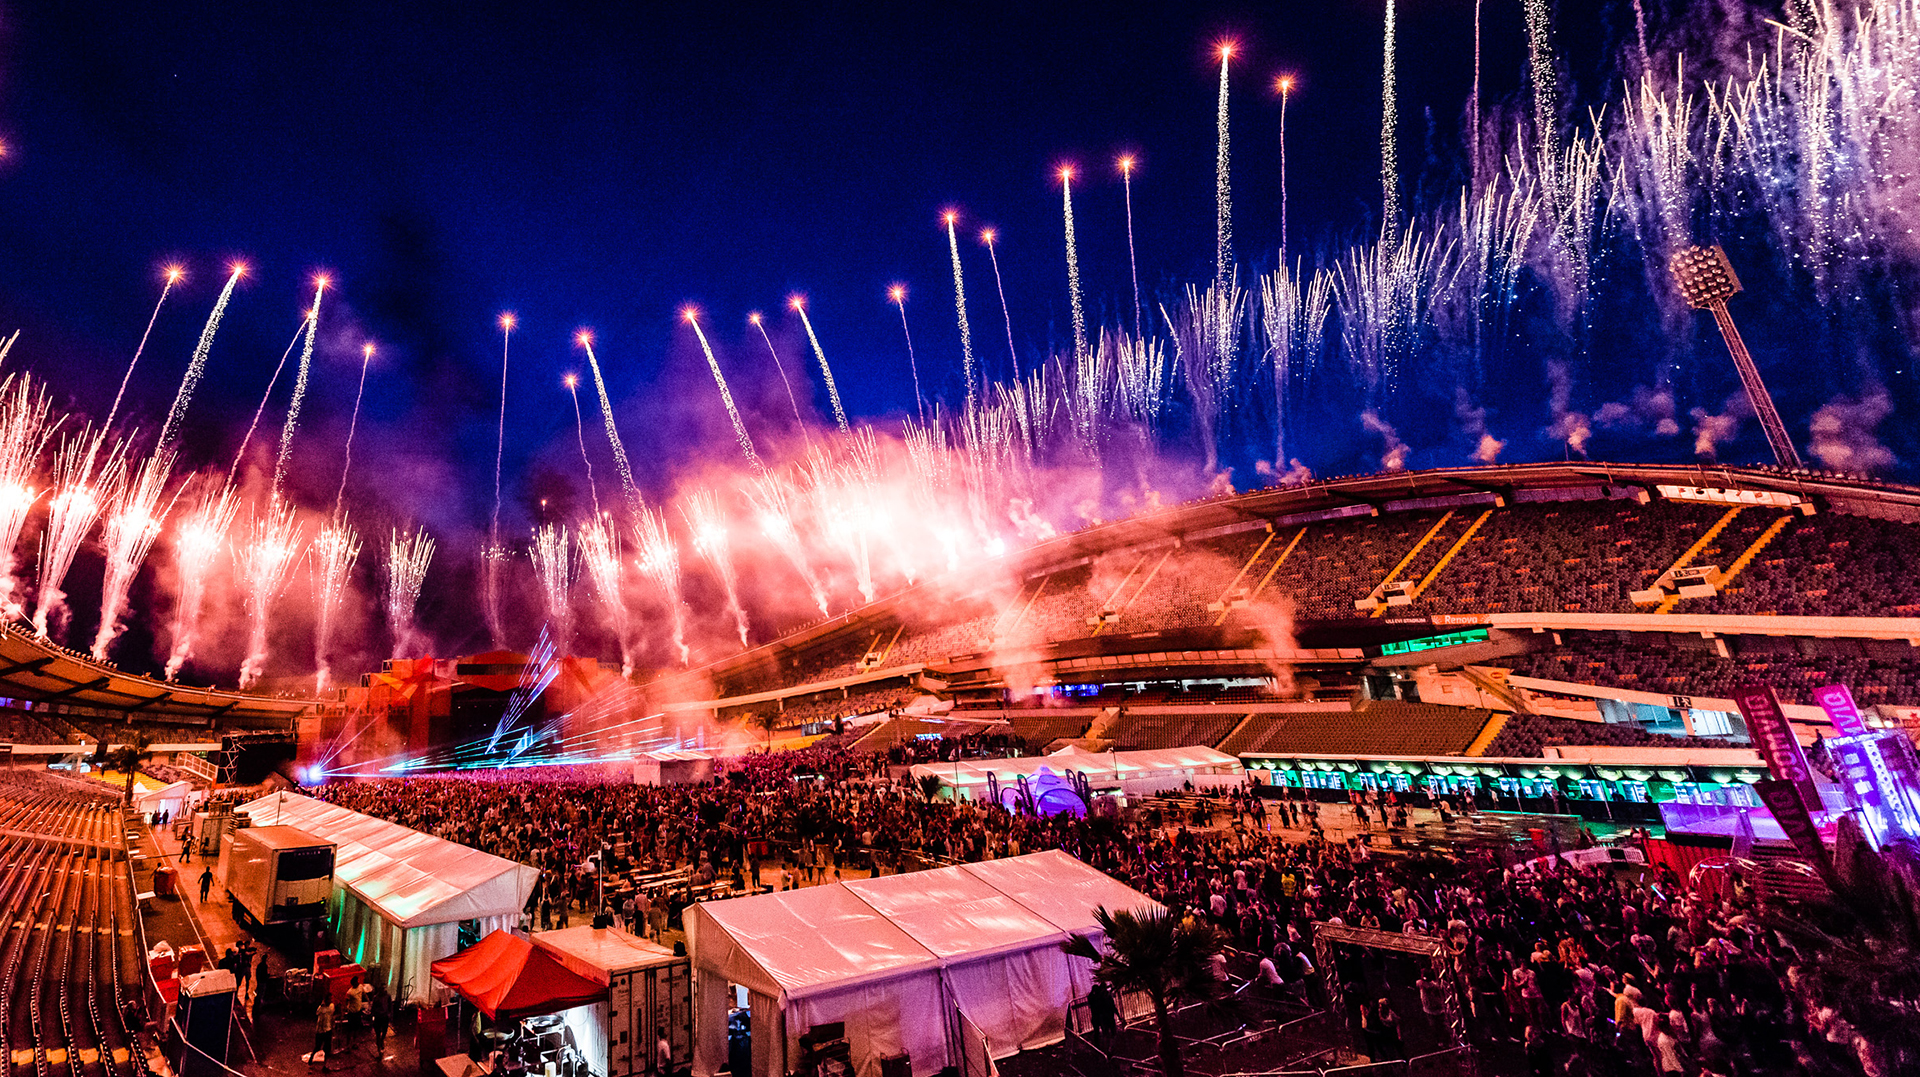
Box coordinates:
[236,792,538,1004]
[535,926,692,1077]
[686,850,1158,1077]
[134,779,192,820]
[911,744,1243,804]
[631,748,719,786]
[432,931,608,1075]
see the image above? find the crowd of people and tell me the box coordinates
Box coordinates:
[313,746,1887,1076]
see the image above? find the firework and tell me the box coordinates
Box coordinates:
[790,297,851,435]
[577,515,630,674]
[943,212,977,409]
[746,470,829,617]
[633,507,689,666]
[888,286,925,419]
[33,429,129,639]
[164,482,239,680]
[1261,263,1333,465]
[385,527,434,659]
[237,501,304,689]
[1163,279,1246,473]
[1060,167,1088,361]
[273,276,329,500]
[0,376,54,621]
[1471,0,1482,188]
[748,312,812,443]
[105,265,183,431]
[683,309,764,472]
[579,332,644,511]
[1381,0,1400,231]
[157,263,245,453]
[491,313,514,543]
[334,342,375,515]
[1272,81,1294,262]
[1117,158,1143,337]
[227,319,308,487]
[980,229,1022,382]
[683,488,749,647]
[1215,42,1235,288]
[1523,0,1565,222]
[311,518,362,694]
[564,375,602,519]
[531,523,574,650]
[90,450,177,660]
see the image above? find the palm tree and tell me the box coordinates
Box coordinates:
[111,730,153,804]
[917,773,945,802]
[1063,905,1223,1077]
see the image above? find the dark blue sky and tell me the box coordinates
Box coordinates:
[0,0,1539,542]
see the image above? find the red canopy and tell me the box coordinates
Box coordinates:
[430,931,607,1021]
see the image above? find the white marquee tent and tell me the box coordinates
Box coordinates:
[910,744,1243,801]
[686,850,1158,1077]
[236,792,537,1003]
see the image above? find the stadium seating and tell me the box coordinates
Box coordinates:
[1479,710,1693,757]
[1492,630,1920,707]
[1217,701,1493,757]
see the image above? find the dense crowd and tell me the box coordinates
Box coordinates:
[315,747,1886,1076]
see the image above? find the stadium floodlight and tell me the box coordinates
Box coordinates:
[1670,244,1803,469]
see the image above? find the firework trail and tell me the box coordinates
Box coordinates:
[227,319,307,487]
[576,516,631,674]
[334,343,375,516]
[1272,82,1294,262]
[790,298,851,435]
[90,450,177,660]
[747,470,829,617]
[105,266,183,431]
[273,276,329,500]
[564,375,602,519]
[1163,280,1246,473]
[748,312,812,446]
[579,333,644,512]
[157,264,245,453]
[1471,0,1482,189]
[633,507,689,666]
[237,501,303,689]
[1215,43,1235,288]
[1117,159,1144,337]
[981,230,1022,382]
[684,488,749,647]
[531,523,574,651]
[943,213,978,408]
[164,483,238,680]
[491,314,514,547]
[1630,0,1651,79]
[1381,0,1400,231]
[1261,264,1332,466]
[0,377,55,622]
[683,310,764,472]
[1114,331,1173,428]
[311,518,362,694]
[888,286,925,419]
[385,527,434,659]
[34,429,129,639]
[1060,167,1088,361]
[1523,0,1565,222]
[808,449,876,604]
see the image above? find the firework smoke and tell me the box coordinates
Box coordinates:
[0,377,55,621]
[579,334,643,512]
[238,501,304,689]
[105,266,182,431]
[385,527,434,659]
[684,311,764,473]
[747,470,829,618]
[684,488,749,647]
[634,507,689,666]
[311,518,362,694]
[564,375,602,519]
[981,230,1022,382]
[1061,168,1088,360]
[791,298,851,435]
[165,483,239,680]
[34,429,128,639]
[272,277,328,500]
[531,523,574,651]
[944,214,978,408]
[91,450,176,660]
[1807,390,1897,473]
[1215,43,1235,287]
[157,264,244,453]
[1361,410,1409,470]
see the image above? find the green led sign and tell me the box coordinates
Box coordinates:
[1379,627,1490,656]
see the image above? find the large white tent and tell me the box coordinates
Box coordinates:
[910,744,1243,801]
[686,850,1158,1077]
[236,792,537,1003]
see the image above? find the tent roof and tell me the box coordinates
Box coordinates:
[691,851,1159,1003]
[910,745,1240,787]
[532,926,681,983]
[432,930,608,1021]
[237,792,537,928]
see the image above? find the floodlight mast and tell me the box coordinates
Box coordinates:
[1670,245,1803,469]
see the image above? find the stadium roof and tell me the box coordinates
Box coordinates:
[0,623,312,728]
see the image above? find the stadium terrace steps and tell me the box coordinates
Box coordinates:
[1106,708,1248,751]
[1463,712,1507,757]
[1218,701,1492,758]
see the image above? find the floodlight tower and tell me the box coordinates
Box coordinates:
[1670,244,1803,468]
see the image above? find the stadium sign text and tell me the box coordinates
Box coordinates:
[1657,485,1802,508]
[1379,628,1491,656]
